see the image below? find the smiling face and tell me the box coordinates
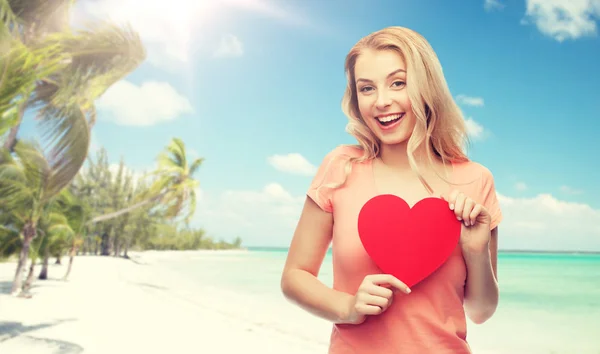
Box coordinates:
[354,49,417,147]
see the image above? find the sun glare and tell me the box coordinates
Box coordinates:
[71,0,287,75]
[76,0,220,67]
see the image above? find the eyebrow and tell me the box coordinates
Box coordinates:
[356,68,406,83]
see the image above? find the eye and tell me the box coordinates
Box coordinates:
[392,80,406,88]
[359,86,374,93]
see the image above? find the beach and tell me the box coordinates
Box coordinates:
[1,250,599,354]
[0,252,330,354]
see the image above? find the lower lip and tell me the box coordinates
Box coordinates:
[376,114,404,130]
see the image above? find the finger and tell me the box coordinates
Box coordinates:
[367,274,411,294]
[365,283,394,299]
[462,198,475,225]
[361,293,390,308]
[469,204,483,226]
[447,189,460,210]
[453,193,466,220]
[355,303,383,316]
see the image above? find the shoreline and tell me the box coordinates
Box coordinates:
[1,251,597,354]
[0,248,249,264]
[245,246,600,255]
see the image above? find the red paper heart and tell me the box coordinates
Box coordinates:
[357,194,461,288]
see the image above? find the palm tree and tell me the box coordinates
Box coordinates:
[0,141,81,295]
[0,2,146,295]
[1,0,147,153]
[23,197,75,290]
[87,138,202,225]
[59,195,87,280]
[36,188,81,281]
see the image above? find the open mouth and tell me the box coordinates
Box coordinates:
[376,113,405,127]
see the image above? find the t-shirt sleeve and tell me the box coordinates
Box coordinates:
[306,146,352,213]
[480,166,503,230]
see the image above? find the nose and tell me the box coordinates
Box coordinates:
[375,89,392,110]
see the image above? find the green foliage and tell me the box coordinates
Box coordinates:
[1,0,147,201]
[0,2,241,294]
[71,146,242,255]
[0,141,242,263]
[143,226,238,251]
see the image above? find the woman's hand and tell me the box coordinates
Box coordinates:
[342,274,411,325]
[443,190,492,254]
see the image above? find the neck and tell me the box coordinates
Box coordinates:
[378,141,436,171]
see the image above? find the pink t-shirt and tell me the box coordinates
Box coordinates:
[306,145,503,354]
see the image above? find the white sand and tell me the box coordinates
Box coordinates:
[0,253,329,354]
[1,252,596,354]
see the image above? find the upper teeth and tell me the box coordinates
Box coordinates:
[377,114,402,122]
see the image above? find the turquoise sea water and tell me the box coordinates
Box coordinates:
[159,248,600,353]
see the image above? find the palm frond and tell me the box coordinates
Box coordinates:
[0,0,20,37]
[188,158,204,177]
[0,145,15,168]
[14,140,51,192]
[0,141,49,211]
[0,224,20,257]
[168,137,186,169]
[38,103,89,199]
[65,203,85,233]
[0,178,34,210]
[0,33,66,139]
[7,0,75,34]
[12,22,146,199]
[45,210,68,228]
[30,21,146,114]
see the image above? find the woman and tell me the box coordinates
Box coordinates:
[280,26,502,353]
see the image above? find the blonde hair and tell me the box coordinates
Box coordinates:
[333,26,470,194]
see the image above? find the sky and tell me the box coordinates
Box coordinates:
[20,0,600,251]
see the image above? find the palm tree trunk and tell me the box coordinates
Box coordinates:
[38,247,50,280]
[23,260,36,291]
[63,246,77,281]
[100,232,110,256]
[114,238,121,257]
[11,221,36,295]
[87,192,165,224]
[11,240,29,295]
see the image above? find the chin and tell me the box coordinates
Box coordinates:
[376,131,412,147]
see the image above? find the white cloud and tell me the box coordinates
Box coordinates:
[193,183,305,247]
[96,80,193,126]
[268,153,317,176]
[523,0,600,42]
[515,182,528,191]
[465,117,486,140]
[213,34,244,58]
[457,95,485,107]
[560,185,584,195]
[484,0,505,12]
[497,192,600,251]
[193,184,600,252]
